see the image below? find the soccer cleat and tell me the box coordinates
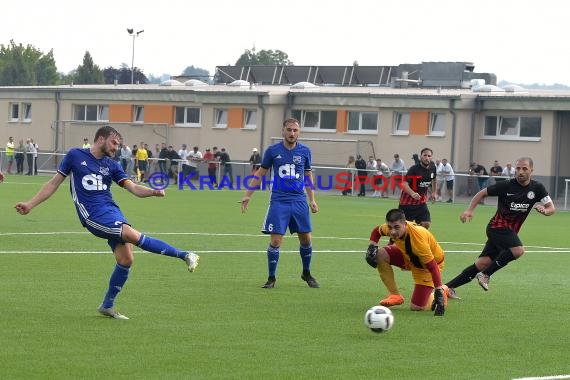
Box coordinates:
[98,305,129,320]
[444,285,461,300]
[379,294,405,307]
[301,273,320,288]
[262,277,276,289]
[476,272,490,291]
[185,252,200,272]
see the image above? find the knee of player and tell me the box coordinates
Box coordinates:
[512,246,525,258]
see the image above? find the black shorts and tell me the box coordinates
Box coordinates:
[480,226,522,259]
[399,203,431,224]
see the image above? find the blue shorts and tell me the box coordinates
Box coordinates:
[262,200,312,235]
[82,209,129,252]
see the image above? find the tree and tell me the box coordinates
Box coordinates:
[235,47,293,66]
[181,65,210,82]
[0,40,59,85]
[102,63,148,84]
[74,51,104,84]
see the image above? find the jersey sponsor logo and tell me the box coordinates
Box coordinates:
[278,163,299,179]
[506,193,515,196]
[510,202,530,211]
[418,180,432,188]
[82,174,108,191]
[527,191,535,199]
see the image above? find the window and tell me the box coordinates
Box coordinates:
[23,103,32,122]
[348,111,378,132]
[133,105,144,123]
[9,103,19,121]
[393,112,410,135]
[484,115,541,139]
[174,106,201,126]
[244,109,257,129]
[73,104,109,121]
[291,109,336,131]
[214,108,228,128]
[429,112,446,135]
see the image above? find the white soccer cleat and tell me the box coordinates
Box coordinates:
[185,252,200,272]
[98,305,129,320]
[476,272,490,291]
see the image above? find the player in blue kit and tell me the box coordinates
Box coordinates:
[240,118,319,288]
[14,125,199,320]
[444,157,555,297]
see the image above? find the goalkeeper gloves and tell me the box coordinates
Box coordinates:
[365,244,378,268]
[431,288,445,316]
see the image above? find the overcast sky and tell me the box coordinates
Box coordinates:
[3,0,568,84]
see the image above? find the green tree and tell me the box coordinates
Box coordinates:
[102,63,148,84]
[74,51,104,84]
[181,65,210,82]
[235,47,293,66]
[0,40,58,85]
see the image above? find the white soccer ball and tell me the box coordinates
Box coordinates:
[364,305,394,333]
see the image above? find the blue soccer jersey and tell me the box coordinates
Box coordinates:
[261,141,312,202]
[58,148,129,225]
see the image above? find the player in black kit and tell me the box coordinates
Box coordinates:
[444,157,555,298]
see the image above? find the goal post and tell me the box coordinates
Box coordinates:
[269,137,376,167]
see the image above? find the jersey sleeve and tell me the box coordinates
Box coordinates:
[57,149,77,177]
[304,146,312,172]
[486,179,510,196]
[111,159,129,184]
[260,146,273,169]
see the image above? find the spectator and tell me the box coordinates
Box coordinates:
[25,138,36,175]
[82,138,91,149]
[249,148,262,173]
[355,155,367,197]
[15,139,25,174]
[391,153,407,196]
[5,136,15,174]
[135,142,149,182]
[187,146,203,176]
[158,143,168,175]
[435,159,445,201]
[178,144,190,176]
[31,139,39,175]
[440,158,455,203]
[489,160,503,183]
[166,146,181,184]
[219,148,233,186]
[203,148,217,187]
[341,155,356,196]
[470,162,488,191]
[120,143,132,174]
[501,162,515,178]
[372,158,391,198]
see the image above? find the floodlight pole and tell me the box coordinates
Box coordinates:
[128,28,144,84]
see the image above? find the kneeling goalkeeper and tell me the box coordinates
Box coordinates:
[365,208,447,316]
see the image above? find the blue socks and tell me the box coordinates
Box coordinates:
[300,244,312,272]
[267,245,280,278]
[102,263,130,308]
[136,234,187,259]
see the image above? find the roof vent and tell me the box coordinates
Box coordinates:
[159,79,184,87]
[228,80,250,87]
[472,84,505,93]
[502,84,526,93]
[184,79,209,87]
[291,81,319,89]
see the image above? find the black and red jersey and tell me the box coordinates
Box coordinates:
[486,179,550,233]
[399,163,436,206]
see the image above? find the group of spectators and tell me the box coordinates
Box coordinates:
[3,136,39,175]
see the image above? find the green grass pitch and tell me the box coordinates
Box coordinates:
[1,175,569,379]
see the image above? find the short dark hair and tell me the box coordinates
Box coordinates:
[386,208,406,223]
[95,125,121,141]
[420,147,433,156]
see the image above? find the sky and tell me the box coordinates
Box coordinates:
[3,0,569,85]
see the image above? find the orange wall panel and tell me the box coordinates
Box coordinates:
[109,104,132,123]
[409,111,429,135]
[144,105,174,124]
[337,110,348,133]
[228,108,244,129]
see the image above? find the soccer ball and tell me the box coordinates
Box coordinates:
[364,306,394,333]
